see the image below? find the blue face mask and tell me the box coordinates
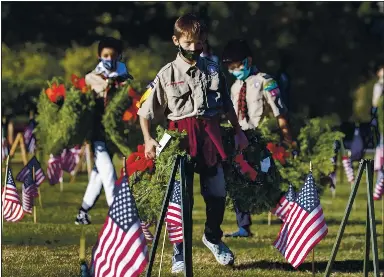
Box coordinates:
[99,58,117,71]
[231,58,251,80]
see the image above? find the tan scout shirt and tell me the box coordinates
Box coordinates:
[231,69,288,130]
[137,54,232,121]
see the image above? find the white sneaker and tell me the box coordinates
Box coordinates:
[202,234,234,266]
[171,261,185,274]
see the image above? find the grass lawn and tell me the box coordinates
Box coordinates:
[2,154,384,277]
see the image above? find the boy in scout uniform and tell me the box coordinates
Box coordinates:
[137,14,249,273]
[221,39,295,238]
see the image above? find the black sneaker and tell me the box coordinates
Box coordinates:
[75,210,91,225]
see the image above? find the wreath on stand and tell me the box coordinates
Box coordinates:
[126,126,189,222]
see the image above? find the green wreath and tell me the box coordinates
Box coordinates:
[36,84,95,156]
[221,126,283,214]
[102,84,143,157]
[128,126,189,221]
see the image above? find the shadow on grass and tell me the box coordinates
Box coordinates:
[234,259,384,273]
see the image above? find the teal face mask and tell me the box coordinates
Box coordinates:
[231,58,251,80]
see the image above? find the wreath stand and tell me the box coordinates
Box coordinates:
[324,159,380,277]
[146,155,193,277]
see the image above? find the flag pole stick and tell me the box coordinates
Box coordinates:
[268,212,272,226]
[19,134,28,166]
[60,179,63,192]
[33,166,37,224]
[79,226,86,261]
[158,223,167,277]
[38,187,43,209]
[2,155,10,229]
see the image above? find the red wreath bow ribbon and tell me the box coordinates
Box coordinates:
[126,145,154,176]
[45,82,66,103]
[266,143,290,165]
[234,154,258,181]
[71,74,89,93]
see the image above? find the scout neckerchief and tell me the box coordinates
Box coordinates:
[237,66,258,122]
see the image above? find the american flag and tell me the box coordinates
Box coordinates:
[273,173,328,269]
[90,175,148,277]
[61,148,76,173]
[47,154,63,185]
[22,171,38,214]
[271,184,296,222]
[165,181,183,244]
[373,171,384,201]
[2,168,24,222]
[342,156,355,184]
[16,156,46,186]
[24,120,37,154]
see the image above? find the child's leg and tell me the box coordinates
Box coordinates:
[93,141,117,206]
[200,163,234,265]
[200,163,226,244]
[81,166,103,210]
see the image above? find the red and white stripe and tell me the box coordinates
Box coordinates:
[166,223,183,244]
[61,149,76,173]
[22,185,38,214]
[47,155,63,185]
[342,156,355,184]
[140,221,154,241]
[2,185,24,222]
[274,204,328,268]
[373,173,384,201]
[271,196,292,222]
[374,145,384,171]
[92,217,148,277]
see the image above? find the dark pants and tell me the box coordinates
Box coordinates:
[234,204,252,231]
[184,160,227,244]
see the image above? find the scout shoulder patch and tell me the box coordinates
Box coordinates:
[264,79,278,92]
[207,62,219,76]
[137,87,153,109]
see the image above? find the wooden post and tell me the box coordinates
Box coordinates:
[268,212,272,226]
[7,120,14,146]
[2,156,10,229]
[79,226,86,261]
[9,133,28,165]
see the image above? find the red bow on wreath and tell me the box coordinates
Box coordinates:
[234,154,258,181]
[71,74,89,93]
[266,143,290,165]
[126,145,154,176]
[45,82,66,103]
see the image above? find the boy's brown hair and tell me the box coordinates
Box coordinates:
[174,13,208,39]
